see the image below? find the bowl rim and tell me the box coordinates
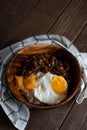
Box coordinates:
[7,44,82,109]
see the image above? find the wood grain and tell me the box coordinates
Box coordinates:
[0,0,40,49]
[48,0,87,42]
[26,100,75,130]
[79,114,87,130]
[0,0,71,49]
[75,24,87,52]
[60,100,87,130]
[0,0,87,130]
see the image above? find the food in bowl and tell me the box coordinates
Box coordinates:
[14,52,70,105]
[7,44,81,109]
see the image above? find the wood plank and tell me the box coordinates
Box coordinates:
[59,100,87,130]
[79,114,87,130]
[26,99,75,130]
[0,0,40,49]
[0,0,71,49]
[0,0,40,23]
[75,24,87,52]
[48,0,87,42]
[59,25,87,130]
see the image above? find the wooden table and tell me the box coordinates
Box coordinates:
[0,0,87,130]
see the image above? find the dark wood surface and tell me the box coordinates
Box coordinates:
[0,0,87,130]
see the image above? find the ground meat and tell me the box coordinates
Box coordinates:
[16,53,70,83]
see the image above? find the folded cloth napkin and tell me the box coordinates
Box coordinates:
[0,34,87,130]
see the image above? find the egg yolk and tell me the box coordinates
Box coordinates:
[24,74,37,90]
[51,76,68,94]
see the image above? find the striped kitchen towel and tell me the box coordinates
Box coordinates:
[0,34,87,130]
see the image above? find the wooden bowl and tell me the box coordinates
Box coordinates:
[7,44,81,109]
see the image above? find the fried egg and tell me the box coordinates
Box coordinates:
[33,72,68,104]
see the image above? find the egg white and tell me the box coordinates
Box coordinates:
[33,72,67,105]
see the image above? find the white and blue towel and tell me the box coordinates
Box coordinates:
[0,34,87,130]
